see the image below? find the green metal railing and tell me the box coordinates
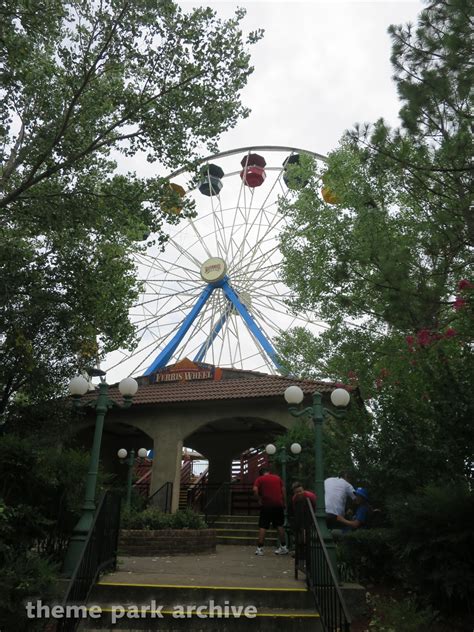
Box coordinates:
[57,490,121,632]
[294,497,351,632]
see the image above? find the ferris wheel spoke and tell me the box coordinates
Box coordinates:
[234,210,285,279]
[230,315,246,369]
[234,166,288,270]
[137,258,200,282]
[228,171,250,263]
[230,214,283,278]
[131,293,201,337]
[231,242,282,283]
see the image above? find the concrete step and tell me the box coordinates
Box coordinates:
[80,607,322,630]
[215,527,276,537]
[217,536,279,546]
[213,521,266,529]
[90,582,314,610]
[204,515,259,524]
[82,581,321,630]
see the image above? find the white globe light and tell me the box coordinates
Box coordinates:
[265,443,277,455]
[137,448,148,458]
[69,376,89,396]
[284,385,304,405]
[117,448,128,459]
[290,442,302,455]
[119,377,138,397]
[330,388,350,407]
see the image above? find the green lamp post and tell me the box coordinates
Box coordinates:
[62,371,138,577]
[265,441,302,547]
[284,385,350,576]
[118,447,148,510]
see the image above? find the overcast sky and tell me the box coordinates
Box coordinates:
[174,1,422,161]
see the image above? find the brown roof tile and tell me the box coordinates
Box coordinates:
[83,368,352,406]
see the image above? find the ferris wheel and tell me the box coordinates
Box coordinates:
[105,146,329,382]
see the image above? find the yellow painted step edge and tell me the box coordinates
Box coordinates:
[93,608,319,618]
[216,535,277,540]
[98,582,307,592]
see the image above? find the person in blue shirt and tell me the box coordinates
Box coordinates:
[336,487,370,530]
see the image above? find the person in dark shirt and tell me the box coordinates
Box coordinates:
[253,467,287,555]
[336,487,371,530]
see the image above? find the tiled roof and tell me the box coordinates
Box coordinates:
[84,368,352,406]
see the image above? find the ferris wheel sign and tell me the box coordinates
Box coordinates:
[200,257,227,283]
[152,359,223,383]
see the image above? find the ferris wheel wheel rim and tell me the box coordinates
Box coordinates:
[164,144,328,180]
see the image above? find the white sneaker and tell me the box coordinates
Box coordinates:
[274,545,289,555]
[255,547,264,556]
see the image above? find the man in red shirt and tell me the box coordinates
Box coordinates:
[253,467,288,555]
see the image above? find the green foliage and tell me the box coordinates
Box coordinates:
[121,506,206,530]
[276,0,473,504]
[336,484,474,614]
[277,6,473,613]
[367,594,437,632]
[0,0,263,418]
[0,548,58,632]
[388,484,474,610]
[0,434,109,557]
[335,529,396,585]
[272,421,315,491]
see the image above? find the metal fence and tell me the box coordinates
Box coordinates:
[294,498,351,632]
[203,482,231,524]
[56,490,121,632]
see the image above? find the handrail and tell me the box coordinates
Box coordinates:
[57,490,121,632]
[147,481,173,513]
[187,474,212,511]
[133,467,152,497]
[204,482,231,525]
[190,466,209,488]
[294,498,351,632]
[180,459,193,485]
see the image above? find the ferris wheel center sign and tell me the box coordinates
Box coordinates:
[200,257,227,283]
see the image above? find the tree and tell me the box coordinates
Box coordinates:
[277,0,473,498]
[0,0,263,416]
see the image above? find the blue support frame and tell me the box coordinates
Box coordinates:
[220,280,281,369]
[193,303,232,363]
[145,278,281,375]
[144,284,214,375]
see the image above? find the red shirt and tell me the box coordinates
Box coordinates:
[254,473,284,507]
[292,490,317,508]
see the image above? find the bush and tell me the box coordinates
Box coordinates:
[388,484,474,611]
[0,501,59,632]
[335,528,397,584]
[0,434,111,559]
[367,595,437,632]
[336,484,474,614]
[121,507,206,530]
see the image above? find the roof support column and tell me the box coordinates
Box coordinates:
[149,427,183,513]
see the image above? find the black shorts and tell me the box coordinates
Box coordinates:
[259,506,284,529]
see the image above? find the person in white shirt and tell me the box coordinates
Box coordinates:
[324,472,355,529]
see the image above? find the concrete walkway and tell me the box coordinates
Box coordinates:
[104,545,306,590]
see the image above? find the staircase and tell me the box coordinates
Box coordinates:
[210,514,280,548]
[78,548,323,631]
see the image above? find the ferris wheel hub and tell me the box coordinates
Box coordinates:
[200,257,227,284]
